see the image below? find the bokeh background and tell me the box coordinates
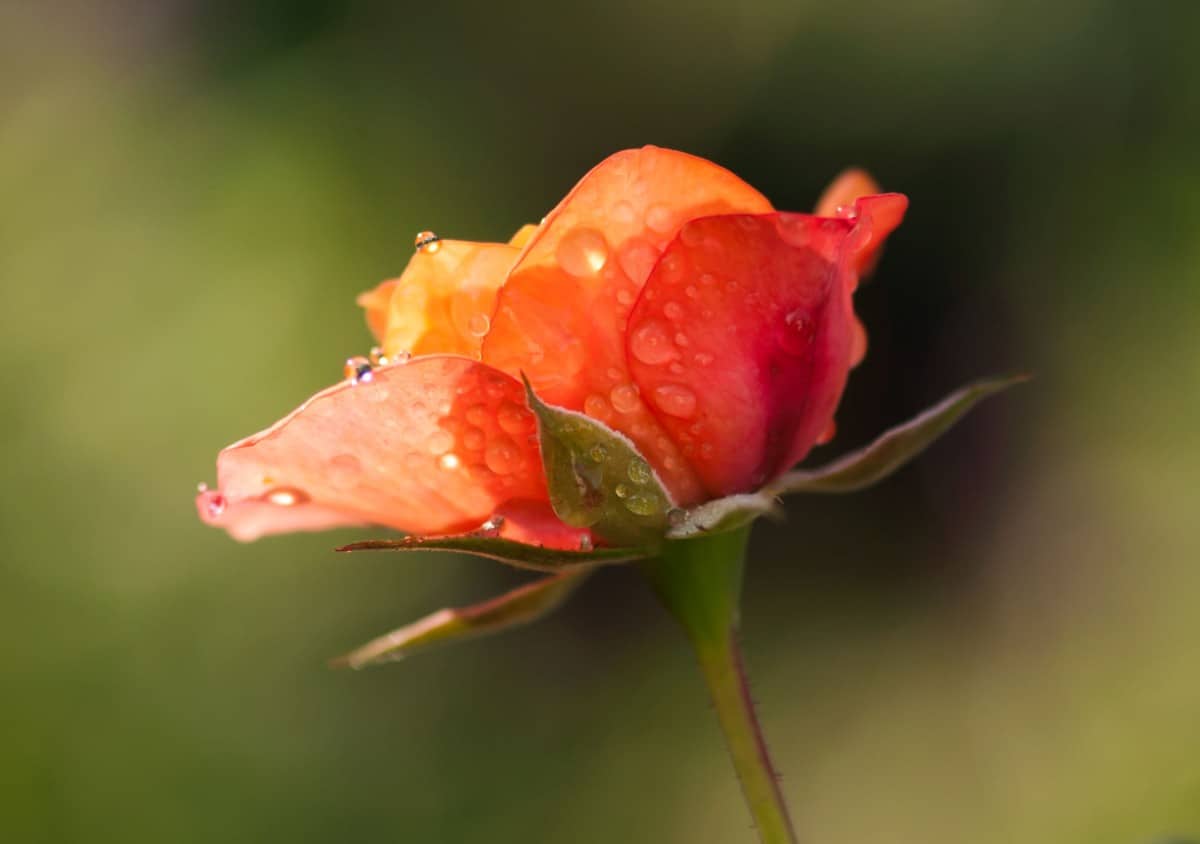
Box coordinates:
[3,1,1198,842]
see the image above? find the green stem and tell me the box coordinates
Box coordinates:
[644,526,798,844]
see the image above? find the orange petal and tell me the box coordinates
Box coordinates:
[626,194,908,497]
[356,240,520,360]
[508,223,539,248]
[481,146,773,505]
[814,168,881,217]
[196,356,554,542]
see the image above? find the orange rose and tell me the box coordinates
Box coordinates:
[196,147,905,546]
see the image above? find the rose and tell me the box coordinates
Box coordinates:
[196,146,907,547]
[196,146,1024,842]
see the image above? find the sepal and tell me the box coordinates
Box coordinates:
[523,376,674,547]
[337,534,645,572]
[332,569,592,669]
[770,374,1029,495]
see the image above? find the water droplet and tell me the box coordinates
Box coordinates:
[694,352,714,366]
[497,401,532,435]
[645,203,674,233]
[556,228,609,276]
[606,367,623,382]
[266,487,308,507]
[439,453,461,470]
[477,514,505,537]
[616,288,635,306]
[780,309,815,356]
[835,204,858,220]
[344,356,373,384]
[465,403,488,426]
[392,350,412,364]
[414,231,441,253]
[610,383,640,414]
[202,491,226,518]
[625,494,658,516]
[589,444,608,463]
[653,384,697,418]
[468,313,490,337]
[684,285,698,299]
[614,483,630,499]
[196,482,208,493]
[463,427,485,450]
[667,508,687,527]
[668,362,685,375]
[673,332,689,348]
[485,437,520,474]
[663,302,683,320]
[629,319,677,366]
[611,200,635,223]
[583,393,610,420]
[426,430,454,455]
[369,346,388,366]
[618,238,659,283]
[578,534,594,552]
[699,273,716,286]
[627,459,652,485]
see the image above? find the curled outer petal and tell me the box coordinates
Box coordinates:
[625,193,908,497]
[481,146,773,505]
[357,240,520,359]
[196,356,576,544]
[815,167,887,366]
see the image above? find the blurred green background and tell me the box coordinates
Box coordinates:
[2,1,1198,842]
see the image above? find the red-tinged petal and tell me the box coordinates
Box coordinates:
[491,499,593,551]
[626,194,908,496]
[481,146,773,505]
[196,356,554,542]
[356,240,520,360]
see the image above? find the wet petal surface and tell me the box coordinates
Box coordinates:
[625,194,908,496]
[197,356,552,541]
[481,146,773,504]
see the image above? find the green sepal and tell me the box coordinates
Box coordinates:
[337,535,645,572]
[331,569,593,669]
[522,375,674,547]
[665,493,782,540]
[770,374,1029,496]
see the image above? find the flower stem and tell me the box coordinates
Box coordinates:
[644,526,798,844]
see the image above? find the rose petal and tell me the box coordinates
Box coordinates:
[197,356,554,542]
[814,168,881,218]
[508,223,539,248]
[481,146,773,505]
[356,240,520,359]
[626,194,908,496]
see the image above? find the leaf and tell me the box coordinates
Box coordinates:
[332,569,592,669]
[769,374,1029,495]
[666,493,783,539]
[337,534,645,572]
[522,375,674,547]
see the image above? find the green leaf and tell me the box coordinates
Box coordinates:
[337,534,646,572]
[332,569,592,669]
[522,375,674,547]
[769,374,1029,495]
[666,493,782,539]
